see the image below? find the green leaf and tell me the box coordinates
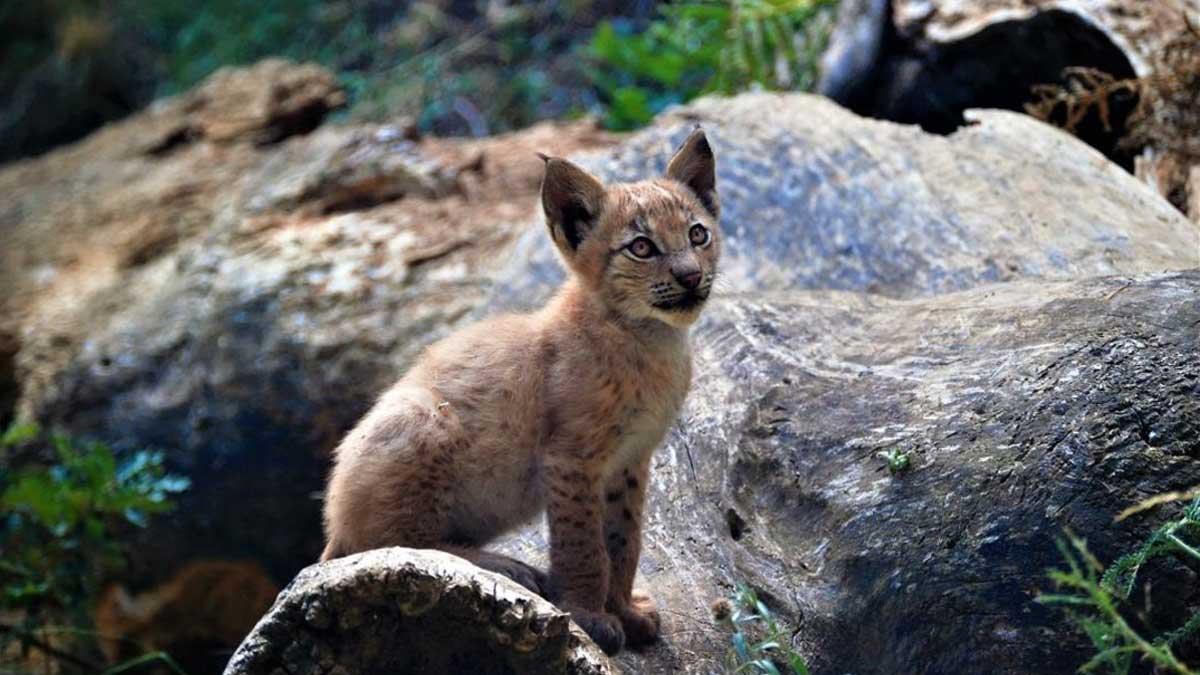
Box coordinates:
[733,632,750,663]
[756,659,782,675]
[1161,607,1200,647]
[124,508,148,528]
[669,4,731,22]
[101,650,189,675]
[606,86,655,130]
[755,600,772,619]
[0,428,187,625]
[1035,593,1099,607]
[1,422,40,447]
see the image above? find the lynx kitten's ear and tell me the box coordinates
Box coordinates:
[539,155,607,255]
[666,128,719,219]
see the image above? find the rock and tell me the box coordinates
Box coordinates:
[224,548,614,675]
[0,60,351,363]
[495,271,1200,674]
[1191,165,1200,222]
[818,0,1193,164]
[900,1,1188,77]
[492,93,1197,307]
[114,59,345,158]
[243,125,462,216]
[181,59,346,146]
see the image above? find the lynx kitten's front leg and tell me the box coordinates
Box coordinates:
[604,457,660,646]
[545,457,626,654]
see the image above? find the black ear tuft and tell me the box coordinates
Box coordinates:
[540,157,606,253]
[665,127,719,219]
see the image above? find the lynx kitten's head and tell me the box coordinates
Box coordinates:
[540,128,720,328]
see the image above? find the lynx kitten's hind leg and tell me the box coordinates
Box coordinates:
[444,547,549,596]
[322,388,460,559]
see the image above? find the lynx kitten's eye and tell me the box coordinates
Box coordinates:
[689,224,710,246]
[627,237,659,259]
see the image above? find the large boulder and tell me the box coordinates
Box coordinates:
[497,271,1200,673]
[224,548,613,675]
[219,271,1200,675]
[492,93,1196,307]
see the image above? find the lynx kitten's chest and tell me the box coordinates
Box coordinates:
[606,340,692,476]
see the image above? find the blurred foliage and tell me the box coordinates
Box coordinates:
[336,1,623,136]
[1,0,842,159]
[586,0,837,129]
[0,0,158,161]
[0,422,189,672]
[0,0,624,152]
[1038,496,1200,674]
[121,0,386,97]
[714,583,810,674]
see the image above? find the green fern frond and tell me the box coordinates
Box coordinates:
[1039,498,1200,674]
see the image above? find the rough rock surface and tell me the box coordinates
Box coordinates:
[225,548,614,675]
[492,271,1200,674]
[3,68,1199,673]
[493,93,1197,307]
[0,59,349,366]
[156,58,347,149]
[819,0,1193,162]
[1191,165,1200,221]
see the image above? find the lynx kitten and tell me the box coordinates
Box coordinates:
[321,128,720,654]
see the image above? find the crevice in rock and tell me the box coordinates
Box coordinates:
[726,508,748,541]
[0,331,19,430]
[316,178,416,215]
[144,125,198,157]
[257,100,338,147]
[823,8,1139,169]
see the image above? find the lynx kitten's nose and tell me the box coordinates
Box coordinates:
[674,269,702,290]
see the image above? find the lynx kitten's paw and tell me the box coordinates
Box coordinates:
[570,609,625,655]
[617,590,661,646]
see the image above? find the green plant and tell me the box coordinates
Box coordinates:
[587,0,838,129]
[0,422,190,672]
[341,2,604,134]
[714,583,810,674]
[1037,496,1200,674]
[118,0,378,96]
[878,447,911,475]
